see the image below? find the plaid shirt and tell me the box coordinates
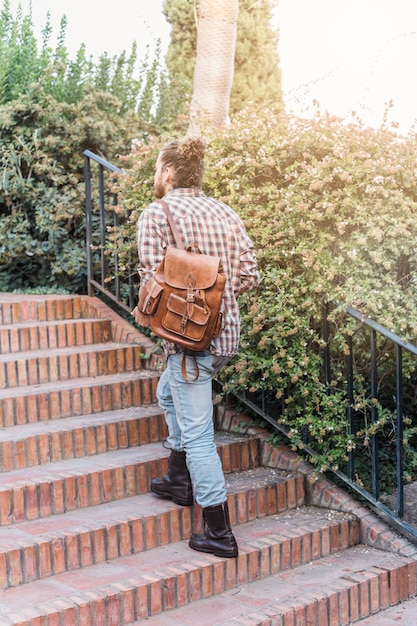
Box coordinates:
[136,188,259,357]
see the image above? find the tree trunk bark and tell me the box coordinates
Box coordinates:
[188,0,239,136]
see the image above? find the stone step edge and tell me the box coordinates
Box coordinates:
[0,342,153,390]
[0,369,160,426]
[0,405,167,473]
[0,436,261,525]
[0,318,113,355]
[0,340,146,362]
[0,295,86,325]
[0,367,159,399]
[0,318,108,331]
[215,403,417,559]
[141,555,417,626]
[0,544,413,626]
[0,471,309,589]
[219,580,414,626]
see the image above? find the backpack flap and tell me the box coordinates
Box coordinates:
[163,246,220,290]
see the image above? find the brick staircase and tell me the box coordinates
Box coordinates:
[0,293,416,626]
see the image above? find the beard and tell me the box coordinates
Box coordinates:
[154,179,165,200]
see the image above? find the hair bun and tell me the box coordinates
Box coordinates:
[178,136,206,161]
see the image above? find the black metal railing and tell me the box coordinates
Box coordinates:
[236,302,417,544]
[84,150,136,314]
[323,303,417,540]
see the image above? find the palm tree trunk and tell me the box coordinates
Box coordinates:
[188,0,239,135]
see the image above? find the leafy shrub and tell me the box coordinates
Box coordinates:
[0,84,147,293]
[113,106,417,479]
[0,0,180,294]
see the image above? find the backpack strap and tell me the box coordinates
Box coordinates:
[160,200,200,377]
[160,200,185,250]
[181,350,199,381]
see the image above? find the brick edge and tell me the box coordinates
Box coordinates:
[80,296,164,370]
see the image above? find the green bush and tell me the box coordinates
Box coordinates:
[0,84,147,292]
[0,0,179,294]
[113,106,417,479]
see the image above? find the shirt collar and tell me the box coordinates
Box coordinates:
[164,188,204,199]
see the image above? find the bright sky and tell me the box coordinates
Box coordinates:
[8,0,417,134]
[277,0,417,134]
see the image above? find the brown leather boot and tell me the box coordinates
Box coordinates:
[151,449,193,506]
[189,500,238,558]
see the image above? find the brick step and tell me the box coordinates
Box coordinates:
[0,467,305,589]
[351,596,417,625]
[0,318,112,354]
[0,369,160,426]
[139,543,416,626]
[0,295,85,324]
[0,405,167,472]
[0,434,259,525]
[0,512,410,626]
[0,342,150,388]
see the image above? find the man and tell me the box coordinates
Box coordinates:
[133,136,259,558]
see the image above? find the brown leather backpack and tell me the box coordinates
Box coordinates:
[137,200,226,353]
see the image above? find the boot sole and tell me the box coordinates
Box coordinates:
[189,542,238,558]
[150,485,193,507]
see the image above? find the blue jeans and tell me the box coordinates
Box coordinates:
[156,351,230,508]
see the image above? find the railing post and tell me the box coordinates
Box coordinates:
[370,328,380,500]
[322,300,331,386]
[345,333,354,481]
[396,345,404,518]
[84,154,93,297]
[112,189,121,302]
[98,166,106,289]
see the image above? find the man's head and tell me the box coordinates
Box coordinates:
[154,136,206,199]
